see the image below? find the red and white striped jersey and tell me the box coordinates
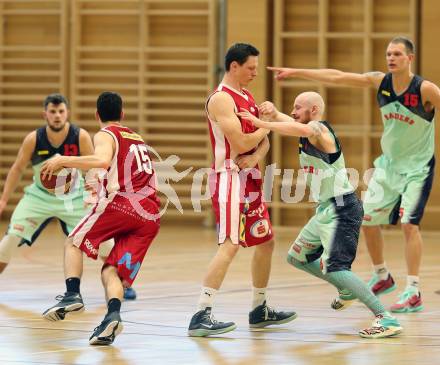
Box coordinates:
[101,125,158,200]
[207,83,260,172]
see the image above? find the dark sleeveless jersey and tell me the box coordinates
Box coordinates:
[299,121,352,202]
[31,123,81,166]
[376,73,435,173]
[31,123,82,192]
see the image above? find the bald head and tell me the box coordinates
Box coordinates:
[291,91,325,124]
[297,92,325,115]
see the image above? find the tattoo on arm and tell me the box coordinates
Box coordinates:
[364,71,384,87]
[308,121,324,137]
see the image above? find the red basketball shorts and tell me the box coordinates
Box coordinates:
[70,192,160,286]
[209,169,274,247]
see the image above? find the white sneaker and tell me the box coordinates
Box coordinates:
[359,312,403,339]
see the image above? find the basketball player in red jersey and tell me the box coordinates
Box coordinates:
[188,43,297,337]
[41,92,160,345]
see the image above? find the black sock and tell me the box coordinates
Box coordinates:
[65,277,81,294]
[107,298,122,314]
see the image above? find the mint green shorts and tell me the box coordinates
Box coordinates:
[8,183,88,244]
[362,154,435,226]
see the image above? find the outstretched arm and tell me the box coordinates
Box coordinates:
[259,101,293,123]
[268,67,384,89]
[237,109,336,152]
[237,109,313,137]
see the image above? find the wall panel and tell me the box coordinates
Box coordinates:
[0,0,217,225]
[0,0,67,215]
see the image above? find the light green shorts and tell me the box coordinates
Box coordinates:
[362,154,435,226]
[8,183,88,244]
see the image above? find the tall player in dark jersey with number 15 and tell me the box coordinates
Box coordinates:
[41,92,160,345]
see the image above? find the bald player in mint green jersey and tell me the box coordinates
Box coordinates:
[237,92,402,338]
[268,36,440,313]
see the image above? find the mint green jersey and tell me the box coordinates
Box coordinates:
[377,73,435,173]
[299,121,353,203]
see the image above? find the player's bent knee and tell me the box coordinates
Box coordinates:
[64,237,75,247]
[256,239,274,253]
[0,234,21,266]
[219,240,240,260]
[327,266,351,276]
[287,253,303,269]
[401,222,419,234]
[226,243,240,258]
[64,238,83,257]
[101,263,117,275]
[101,263,119,281]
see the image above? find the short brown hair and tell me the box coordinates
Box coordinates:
[390,36,415,54]
[44,93,69,109]
[225,43,259,71]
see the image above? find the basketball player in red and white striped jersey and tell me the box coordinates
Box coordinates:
[188,43,297,337]
[41,92,160,345]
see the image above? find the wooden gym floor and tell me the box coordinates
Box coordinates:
[0,221,439,365]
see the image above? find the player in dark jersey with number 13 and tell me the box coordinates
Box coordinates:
[41,92,160,345]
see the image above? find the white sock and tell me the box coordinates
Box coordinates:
[406,275,419,292]
[252,287,267,309]
[197,287,217,311]
[373,263,389,281]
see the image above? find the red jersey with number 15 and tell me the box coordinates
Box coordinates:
[101,125,158,200]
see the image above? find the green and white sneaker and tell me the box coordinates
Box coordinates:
[359,312,403,339]
[331,289,357,311]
